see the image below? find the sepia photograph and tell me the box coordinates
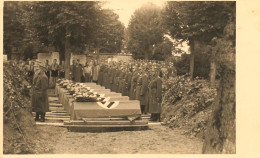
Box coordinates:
[2,0,237,155]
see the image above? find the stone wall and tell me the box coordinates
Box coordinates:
[37,52,60,65]
[70,54,87,65]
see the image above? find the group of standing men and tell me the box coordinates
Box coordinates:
[97,59,176,122]
[26,58,63,88]
[69,59,100,83]
[28,57,176,122]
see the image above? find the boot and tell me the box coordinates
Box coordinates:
[35,112,40,121]
[40,112,45,122]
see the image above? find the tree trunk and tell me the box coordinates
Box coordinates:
[210,59,216,88]
[64,29,71,79]
[202,65,236,153]
[189,40,195,79]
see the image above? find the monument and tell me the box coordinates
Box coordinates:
[37,52,60,65]
[70,53,87,66]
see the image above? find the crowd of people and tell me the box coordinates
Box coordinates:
[96,59,176,121]
[24,57,176,122]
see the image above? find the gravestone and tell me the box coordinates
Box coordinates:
[38,52,60,65]
[70,54,86,66]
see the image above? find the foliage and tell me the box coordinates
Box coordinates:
[3,61,35,154]
[4,2,26,57]
[31,1,101,58]
[152,38,173,61]
[202,3,236,153]
[126,3,165,59]
[4,1,125,60]
[174,53,212,79]
[161,75,217,138]
[163,1,232,43]
[91,8,125,54]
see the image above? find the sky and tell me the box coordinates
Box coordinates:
[102,0,165,27]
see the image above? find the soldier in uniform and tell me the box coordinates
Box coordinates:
[120,68,128,95]
[135,70,142,100]
[148,67,163,122]
[125,67,132,97]
[31,63,50,122]
[73,60,83,82]
[118,66,125,93]
[59,61,65,78]
[70,60,76,81]
[130,68,139,100]
[113,67,120,92]
[50,59,59,88]
[102,65,108,88]
[108,64,114,90]
[45,60,51,87]
[98,64,104,86]
[92,61,100,83]
[140,69,149,114]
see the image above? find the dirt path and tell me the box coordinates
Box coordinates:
[35,125,202,154]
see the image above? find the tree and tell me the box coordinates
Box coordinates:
[163,1,232,80]
[91,8,125,55]
[126,3,165,59]
[202,2,236,153]
[152,38,173,61]
[31,1,101,79]
[4,2,26,59]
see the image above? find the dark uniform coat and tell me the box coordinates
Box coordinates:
[130,73,138,100]
[140,74,149,107]
[148,77,162,114]
[118,71,125,93]
[126,72,132,97]
[135,75,142,100]
[102,67,108,87]
[73,65,83,82]
[31,71,50,112]
[98,65,104,85]
[113,70,120,92]
[108,68,114,90]
[121,72,128,96]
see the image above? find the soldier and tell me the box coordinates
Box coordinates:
[98,64,104,86]
[121,67,128,95]
[83,62,92,82]
[118,66,125,93]
[73,60,83,82]
[148,67,163,122]
[130,68,138,100]
[50,59,59,88]
[102,65,108,88]
[113,67,120,92]
[135,70,142,100]
[92,60,100,83]
[108,64,114,89]
[140,69,149,114]
[59,61,65,78]
[70,60,76,81]
[125,67,132,97]
[31,63,50,122]
[45,60,51,87]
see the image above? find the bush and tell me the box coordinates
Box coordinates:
[161,75,217,138]
[3,61,36,154]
